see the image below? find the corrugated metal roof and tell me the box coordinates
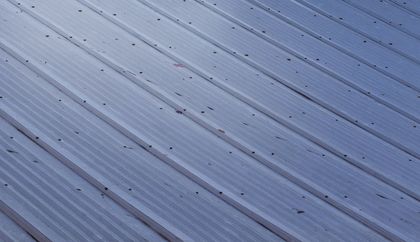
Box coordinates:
[0,211,34,242]
[0,0,419,241]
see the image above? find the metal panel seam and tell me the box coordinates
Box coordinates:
[0,37,301,241]
[193,0,420,124]
[0,2,413,240]
[295,0,420,65]
[58,0,420,201]
[0,200,51,242]
[341,0,420,40]
[245,0,420,93]
[125,0,420,160]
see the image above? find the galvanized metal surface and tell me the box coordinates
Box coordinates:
[0,211,34,242]
[0,0,419,241]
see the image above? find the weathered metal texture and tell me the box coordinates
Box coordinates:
[0,0,419,241]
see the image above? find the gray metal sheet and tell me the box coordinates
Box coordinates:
[299,0,420,62]
[0,49,281,241]
[0,211,34,242]
[0,0,419,241]
[0,116,165,242]
[193,0,420,121]
[343,0,420,39]
[389,0,420,17]
[252,0,420,91]
[0,10,383,242]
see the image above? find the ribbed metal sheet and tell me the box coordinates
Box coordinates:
[0,0,419,241]
[0,211,34,242]
[0,50,281,241]
[0,115,165,241]
[342,0,420,40]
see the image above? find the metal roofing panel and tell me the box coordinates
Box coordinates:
[336,0,420,40]
[0,13,384,242]
[298,0,420,62]
[388,0,420,17]
[251,0,420,91]
[0,49,281,241]
[0,211,34,242]
[9,0,417,200]
[0,0,419,241]
[190,0,420,120]
[0,115,165,241]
